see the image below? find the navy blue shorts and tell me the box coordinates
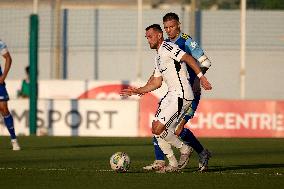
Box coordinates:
[0,83,10,101]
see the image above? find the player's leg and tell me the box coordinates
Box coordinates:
[152,121,177,170]
[152,96,192,172]
[153,121,190,173]
[176,97,211,170]
[179,127,211,171]
[142,136,166,170]
[0,85,20,150]
[143,96,167,171]
[178,97,204,156]
[143,95,169,171]
[144,101,194,171]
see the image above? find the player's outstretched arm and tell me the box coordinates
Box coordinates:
[180,53,212,90]
[120,75,162,97]
[120,86,140,97]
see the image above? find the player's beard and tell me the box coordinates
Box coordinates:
[150,42,158,49]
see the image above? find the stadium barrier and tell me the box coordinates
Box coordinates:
[0,80,283,138]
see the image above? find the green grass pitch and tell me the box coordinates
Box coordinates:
[0,136,283,189]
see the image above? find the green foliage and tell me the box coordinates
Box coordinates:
[248,0,284,9]
[196,0,284,9]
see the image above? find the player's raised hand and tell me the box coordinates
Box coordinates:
[120,87,139,97]
[200,76,212,90]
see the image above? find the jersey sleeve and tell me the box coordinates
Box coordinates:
[184,38,204,60]
[153,57,162,77]
[163,42,186,62]
[0,40,8,55]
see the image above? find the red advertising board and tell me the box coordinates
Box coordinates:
[139,99,284,138]
[187,100,284,138]
[77,82,284,138]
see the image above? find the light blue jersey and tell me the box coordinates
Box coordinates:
[0,40,8,53]
[0,40,10,101]
[166,33,205,85]
[165,33,207,120]
[0,40,8,76]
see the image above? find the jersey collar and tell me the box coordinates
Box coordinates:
[157,41,165,53]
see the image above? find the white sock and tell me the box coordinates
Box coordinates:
[167,155,178,167]
[155,136,178,167]
[180,143,190,154]
[155,136,173,157]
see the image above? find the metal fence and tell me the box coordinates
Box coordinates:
[0,0,284,99]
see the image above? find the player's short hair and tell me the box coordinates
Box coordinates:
[145,24,163,33]
[163,12,180,22]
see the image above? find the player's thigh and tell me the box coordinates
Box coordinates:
[0,100,9,115]
[168,99,194,132]
[155,95,179,132]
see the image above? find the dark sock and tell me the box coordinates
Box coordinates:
[153,136,165,160]
[179,128,204,154]
[4,114,16,139]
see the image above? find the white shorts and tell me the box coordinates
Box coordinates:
[155,92,192,131]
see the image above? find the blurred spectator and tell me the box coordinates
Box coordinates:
[17,66,30,98]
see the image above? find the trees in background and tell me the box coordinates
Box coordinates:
[184,0,284,10]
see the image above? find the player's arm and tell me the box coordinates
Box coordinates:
[120,74,162,97]
[0,51,12,84]
[180,53,212,90]
[185,39,211,74]
[198,55,211,74]
[136,75,162,94]
[139,74,155,96]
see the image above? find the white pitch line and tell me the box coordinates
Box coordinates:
[0,167,113,172]
[0,167,282,176]
[214,172,282,176]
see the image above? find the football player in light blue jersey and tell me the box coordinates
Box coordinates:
[143,13,211,172]
[0,40,20,150]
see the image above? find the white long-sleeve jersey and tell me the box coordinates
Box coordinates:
[153,41,194,101]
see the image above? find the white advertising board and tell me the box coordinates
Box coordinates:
[0,99,139,137]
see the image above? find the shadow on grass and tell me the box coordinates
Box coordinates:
[28,143,152,150]
[207,164,284,172]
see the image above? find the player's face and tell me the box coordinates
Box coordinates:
[163,19,180,40]
[145,29,159,49]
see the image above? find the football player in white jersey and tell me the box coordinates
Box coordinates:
[144,12,212,172]
[120,24,211,172]
[0,40,20,150]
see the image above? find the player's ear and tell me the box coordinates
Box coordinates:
[178,22,181,29]
[158,33,162,40]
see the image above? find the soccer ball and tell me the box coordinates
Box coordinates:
[110,152,130,172]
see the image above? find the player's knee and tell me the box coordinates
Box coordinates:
[152,120,165,135]
[0,105,9,116]
[0,107,5,115]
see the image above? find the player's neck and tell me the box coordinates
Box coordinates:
[156,40,164,51]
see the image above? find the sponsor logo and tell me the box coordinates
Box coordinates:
[78,84,159,136]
